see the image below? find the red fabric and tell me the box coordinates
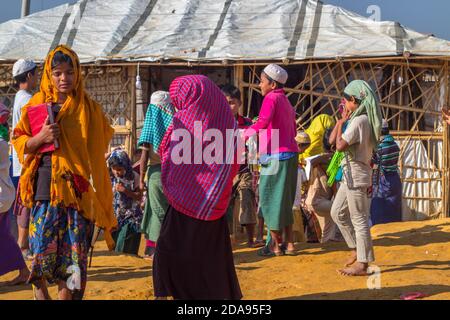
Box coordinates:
[27,103,56,153]
[0,102,9,124]
[160,75,239,221]
[146,240,156,248]
[237,114,252,129]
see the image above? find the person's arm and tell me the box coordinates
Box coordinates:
[244,97,275,138]
[442,106,450,125]
[25,116,60,154]
[335,120,350,152]
[335,108,351,151]
[328,124,339,146]
[139,145,150,191]
[116,173,143,201]
[116,183,142,201]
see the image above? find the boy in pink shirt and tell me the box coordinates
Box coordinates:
[244,64,299,257]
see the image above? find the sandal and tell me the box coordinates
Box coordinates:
[257,246,275,257]
[249,241,265,248]
[284,250,296,256]
[274,250,285,256]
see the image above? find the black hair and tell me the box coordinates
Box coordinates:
[108,156,125,169]
[220,84,241,100]
[323,127,333,152]
[299,143,310,149]
[51,51,73,69]
[14,66,37,85]
[381,127,389,136]
[262,71,285,89]
[343,92,361,105]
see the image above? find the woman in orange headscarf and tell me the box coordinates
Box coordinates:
[12,45,116,300]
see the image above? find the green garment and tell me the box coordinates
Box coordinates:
[344,80,382,150]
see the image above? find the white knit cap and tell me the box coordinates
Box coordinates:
[150,91,171,105]
[263,64,288,85]
[12,59,37,78]
[295,131,310,144]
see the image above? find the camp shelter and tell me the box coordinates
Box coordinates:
[0,0,449,220]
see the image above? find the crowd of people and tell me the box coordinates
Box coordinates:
[0,45,416,300]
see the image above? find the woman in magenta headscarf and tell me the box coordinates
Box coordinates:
[153,75,242,300]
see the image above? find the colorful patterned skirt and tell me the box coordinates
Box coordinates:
[28,201,93,299]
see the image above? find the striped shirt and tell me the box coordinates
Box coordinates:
[372,135,400,173]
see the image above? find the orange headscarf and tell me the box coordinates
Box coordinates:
[12,45,117,249]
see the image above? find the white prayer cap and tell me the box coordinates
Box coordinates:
[295,131,311,144]
[150,91,171,105]
[12,59,37,78]
[263,64,288,85]
[382,119,389,129]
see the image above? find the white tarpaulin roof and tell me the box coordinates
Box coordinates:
[0,0,449,63]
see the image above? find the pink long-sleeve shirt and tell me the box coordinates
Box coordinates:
[244,89,299,155]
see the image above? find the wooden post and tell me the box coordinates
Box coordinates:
[129,65,137,158]
[233,65,244,115]
[443,60,449,218]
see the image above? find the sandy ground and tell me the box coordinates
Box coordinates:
[1,218,449,300]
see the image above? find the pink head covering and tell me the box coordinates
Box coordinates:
[338,99,346,114]
[0,102,10,124]
[160,75,238,221]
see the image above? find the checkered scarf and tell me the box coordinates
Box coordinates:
[138,91,175,153]
[160,75,237,221]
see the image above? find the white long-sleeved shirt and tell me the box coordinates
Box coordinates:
[12,90,32,177]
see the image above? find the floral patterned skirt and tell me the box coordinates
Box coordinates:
[28,201,93,299]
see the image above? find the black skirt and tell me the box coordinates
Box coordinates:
[153,206,242,300]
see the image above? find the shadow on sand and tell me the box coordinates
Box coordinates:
[278,284,450,300]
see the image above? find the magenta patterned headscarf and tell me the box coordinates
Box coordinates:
[160,75,238,221]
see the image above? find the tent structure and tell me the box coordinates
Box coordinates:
[0,0,449,62]
[0,0,449,220]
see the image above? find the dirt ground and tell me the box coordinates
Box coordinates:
[1,218,449,300]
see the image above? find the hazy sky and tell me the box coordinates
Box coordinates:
[0,0,449,40]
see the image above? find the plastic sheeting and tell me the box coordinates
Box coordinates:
[399,139,442,220]
[0,0,449,63]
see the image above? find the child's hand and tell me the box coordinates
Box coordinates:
[115,183,126,193]
[139,180,147,192]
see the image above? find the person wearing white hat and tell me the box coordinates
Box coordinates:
[243,64,299,257]
[11,58,38,261]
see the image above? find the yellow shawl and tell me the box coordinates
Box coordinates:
[12,45,117,249]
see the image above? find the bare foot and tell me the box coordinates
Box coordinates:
[344,251,357,267]
[143,254,154,261]
[338,262,369,276]
[286,242,295,251]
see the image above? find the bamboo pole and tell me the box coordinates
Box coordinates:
[444,60,449,218]
[242,81,442,116]
[129,65,137,158]
[234,65,244,115]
